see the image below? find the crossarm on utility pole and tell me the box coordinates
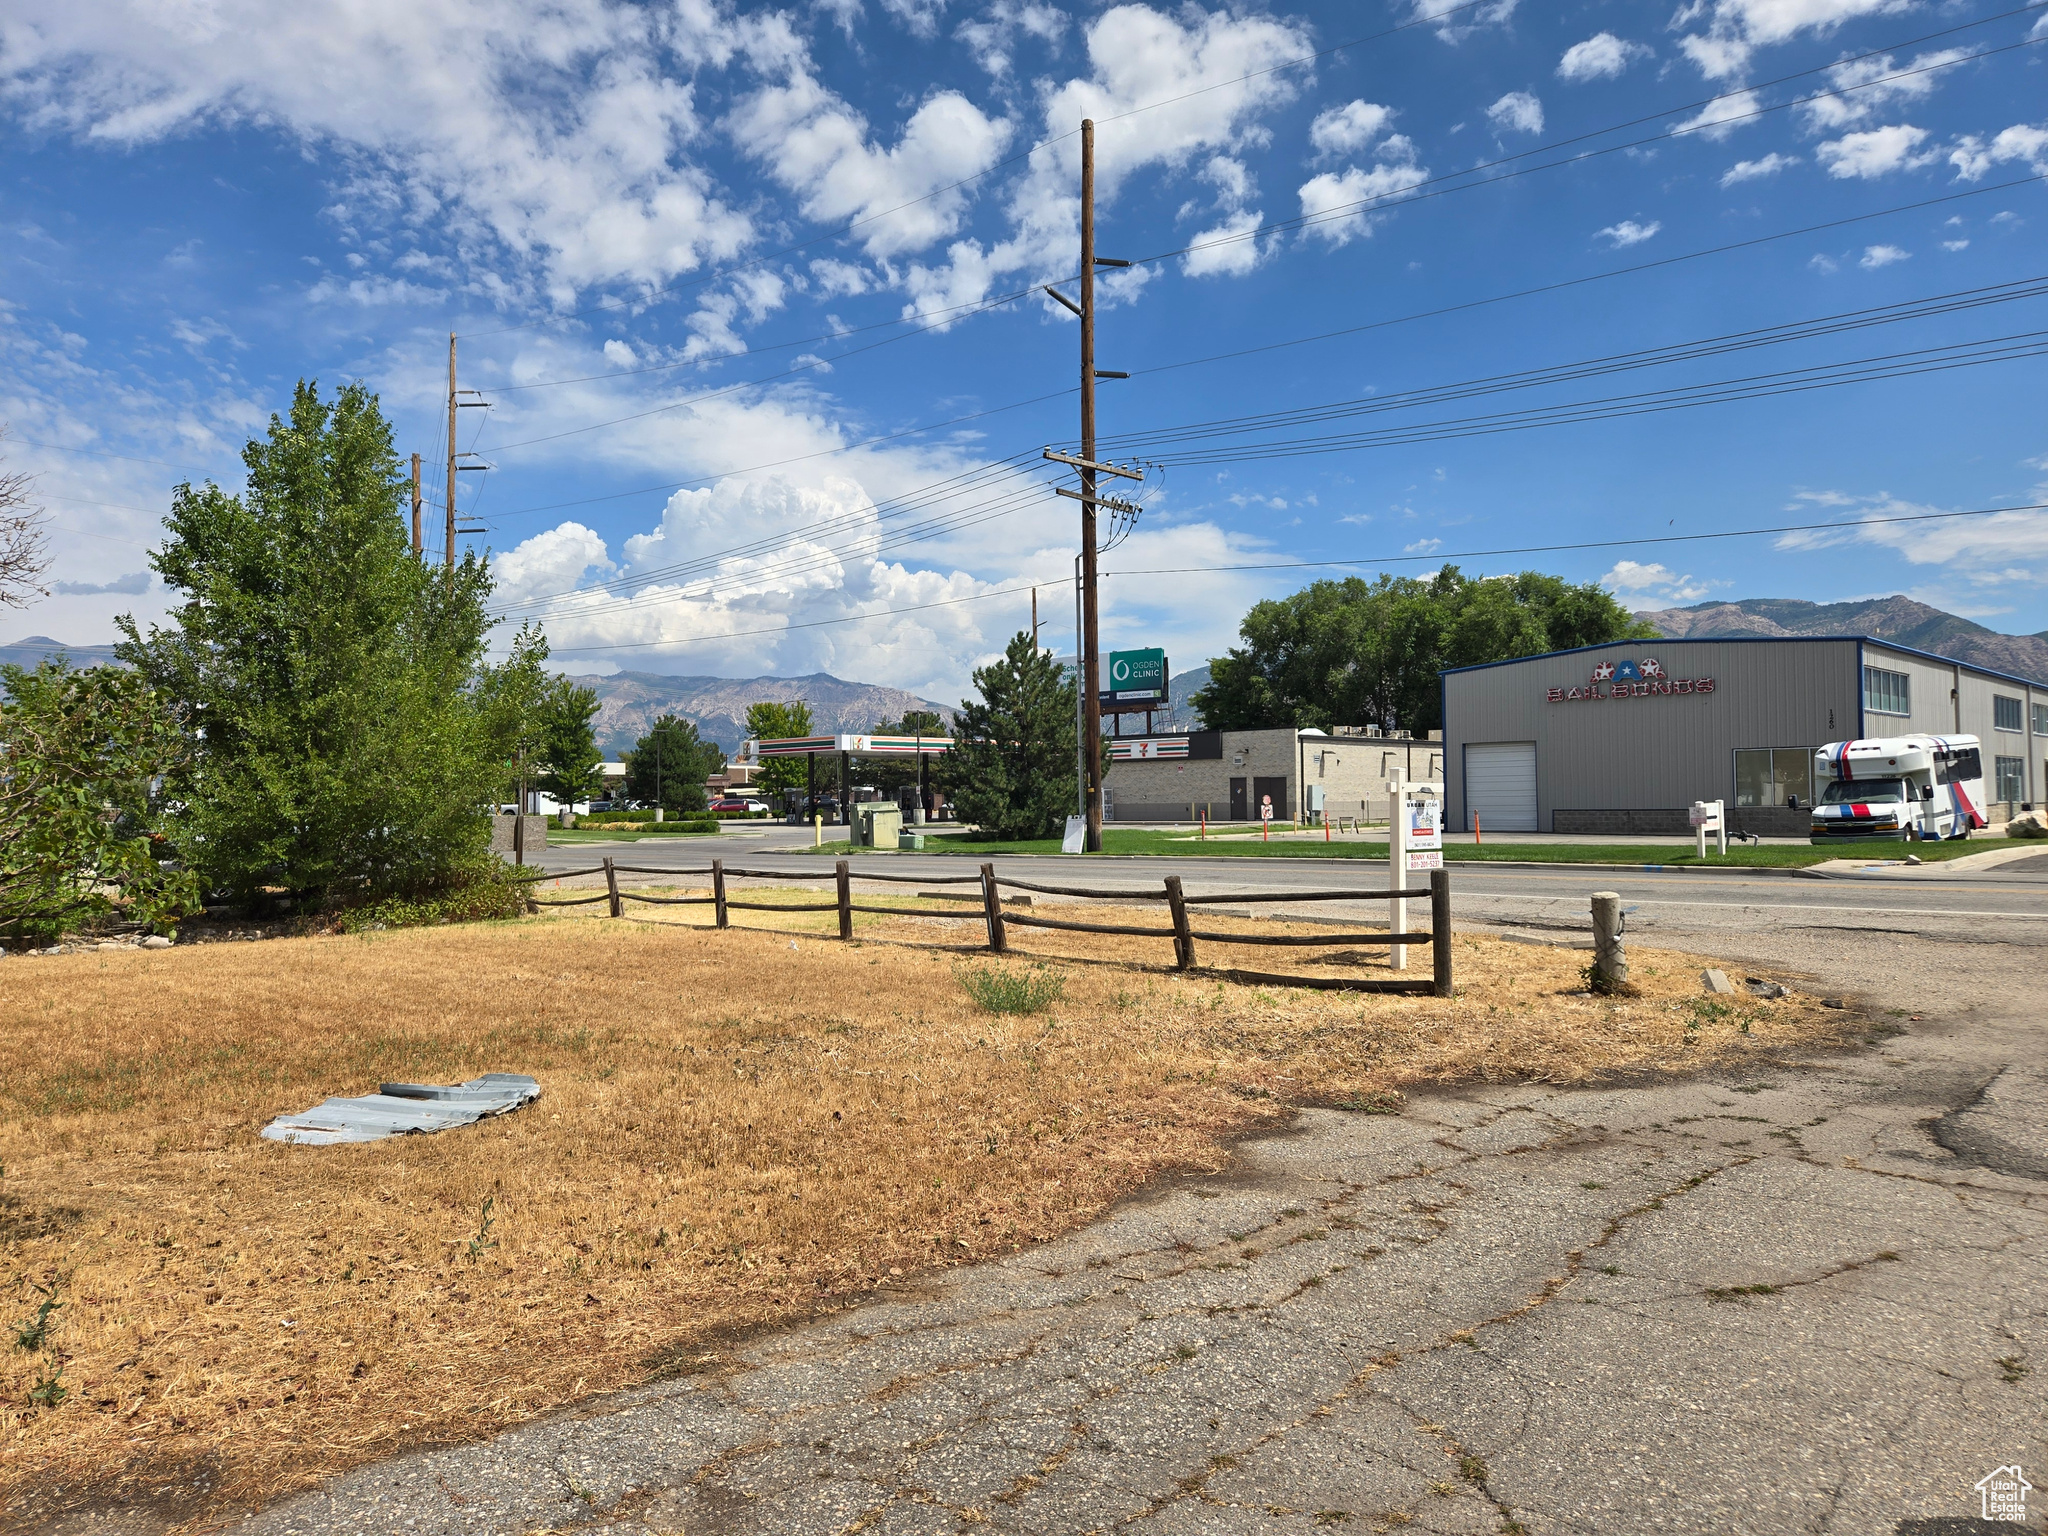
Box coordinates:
[1043,448,1142,481]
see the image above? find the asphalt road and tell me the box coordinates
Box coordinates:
[222,845,2048,1536]
[527,831,2048,937]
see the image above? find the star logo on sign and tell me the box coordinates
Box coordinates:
[1591,661,1616,682]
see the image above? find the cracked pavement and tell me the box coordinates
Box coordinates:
[228,869,2048,1536]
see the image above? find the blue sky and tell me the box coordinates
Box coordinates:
[4,0,2045,703]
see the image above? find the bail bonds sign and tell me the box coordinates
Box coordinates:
[1547,656,1715,703]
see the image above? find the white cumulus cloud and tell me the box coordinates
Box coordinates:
[728,77,1012,261]
[1859,243,1909,267]
[1595,219,1662,247]
[1720,152,1798,185]
[1487,91,1544,136]
[1298,137,1430,246]
[1601,560,1712,603]
[1309,100,1396,157]
[1949,123,2048,180]
[1675,0,1916,83]
[1671,89,1761,141]
[1816,124,1933,179]
[1557,33,1652,82]
[1800,48,1975,131]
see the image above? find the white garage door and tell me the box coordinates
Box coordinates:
[1465,742,1537,832]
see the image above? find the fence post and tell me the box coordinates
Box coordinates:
[1430,868,1452,998]
[603,857,622,919]
[835,859,853,941]
[1164,875,1195,970]
[712,858,729,929]
[1590,890,1627,992]
[980,862,1007,953]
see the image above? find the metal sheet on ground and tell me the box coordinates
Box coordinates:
[261,1073,542,1146]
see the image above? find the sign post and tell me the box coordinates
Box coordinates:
[1388,771,1407,971]
[1689,799,1727,859]
[1389,774,1444,970]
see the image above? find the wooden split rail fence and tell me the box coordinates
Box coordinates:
[522,858,1453,997]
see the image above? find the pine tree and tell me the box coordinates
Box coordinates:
[941,633,1079,840]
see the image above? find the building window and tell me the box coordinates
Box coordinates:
[1734,747,1816,808]
[1996,756,2026,803]
[1994,694,2023,733]
[1863,666,1910,717]
[2034,701,2048,737]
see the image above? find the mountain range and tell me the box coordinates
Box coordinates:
[9,594,2043,742]
[573,671,952,755]
[1634,596,2048,683]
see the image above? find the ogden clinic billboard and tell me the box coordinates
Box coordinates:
[1101,648,1168,706]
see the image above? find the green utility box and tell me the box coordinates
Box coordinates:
[898,829,925,850]
[852,802,902,848]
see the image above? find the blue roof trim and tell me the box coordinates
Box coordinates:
[1436,632,2048,691]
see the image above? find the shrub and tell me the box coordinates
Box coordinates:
[956,963,1066,1015]
[335,862,529,933]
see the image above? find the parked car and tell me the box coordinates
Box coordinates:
[707,796,755,814]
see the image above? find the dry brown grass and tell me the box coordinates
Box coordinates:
[0,895,1852,1528]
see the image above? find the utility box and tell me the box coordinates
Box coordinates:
[898,829,925,851]
[852,802,902,848]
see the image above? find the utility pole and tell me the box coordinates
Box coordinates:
[446,332,458,570]
[1078,120,1102,852]
[411,452,423,556]
[1031,586,1039,648]
[1040,119,1135,853]
[445,332,492,569]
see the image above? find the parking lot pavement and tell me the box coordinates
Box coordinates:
[231,866,2048,1536]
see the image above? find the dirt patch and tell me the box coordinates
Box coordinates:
[0,901,1850,1529]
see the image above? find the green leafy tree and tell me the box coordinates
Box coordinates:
[623,715,719,812]
[116,380,505,906]
[940,633,1081,840]
[0,660,200,941]
[537,677,604,813]
[1192,568,1654,735]
[745,699,815,800]
[475,622,553,811]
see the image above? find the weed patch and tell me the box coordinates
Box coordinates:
[956,963,1067,1015]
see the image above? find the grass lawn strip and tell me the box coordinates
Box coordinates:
[1,909,1855,1529]
[874,829,2015,867]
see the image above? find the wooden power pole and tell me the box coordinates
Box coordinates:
[411,452,423,555]
[1040,119,1136,854]
[445,332,458,570]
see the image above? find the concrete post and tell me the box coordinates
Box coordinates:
[1590,890,1626,991]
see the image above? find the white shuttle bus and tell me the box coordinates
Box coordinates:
[1809,735,1986,844]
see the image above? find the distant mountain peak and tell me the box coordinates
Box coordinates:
[570,669,954,754]
[1634,595,2048,684]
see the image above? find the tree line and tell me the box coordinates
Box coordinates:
[0,381,1660,940]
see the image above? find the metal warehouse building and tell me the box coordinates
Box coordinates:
[1442,636,2047,837]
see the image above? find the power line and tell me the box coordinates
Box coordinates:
[477,388,1075,527]
[504,332,2046,626]
[537,500,2048,652]
[1120,333,2048,466]
[486,273,2047,615]
[1095,281,2048,453]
